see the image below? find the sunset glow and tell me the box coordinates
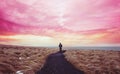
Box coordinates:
[0,0,120,46]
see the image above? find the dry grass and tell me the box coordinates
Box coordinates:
[0,46,57,74]
[0,46,120,74]
[64,50,120,74]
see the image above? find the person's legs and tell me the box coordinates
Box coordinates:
[60,47,62,52]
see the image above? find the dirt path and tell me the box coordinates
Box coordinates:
[36,51,84,74]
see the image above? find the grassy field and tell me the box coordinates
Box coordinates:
[65,50,120,74]
[0,46,57,74]
[0,46,120,74]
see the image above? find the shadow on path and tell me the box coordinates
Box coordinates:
[36,51,84,74]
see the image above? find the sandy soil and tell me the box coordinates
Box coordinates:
[0,46,120,74]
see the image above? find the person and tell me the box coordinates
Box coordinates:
[59,43,62,52]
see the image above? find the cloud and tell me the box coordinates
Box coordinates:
[0,0,120,46]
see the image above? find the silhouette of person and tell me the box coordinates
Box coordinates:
[59,43,62,52]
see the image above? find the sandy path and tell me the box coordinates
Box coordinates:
[36,51,84,74]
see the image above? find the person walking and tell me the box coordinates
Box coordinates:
[59,43,62,52]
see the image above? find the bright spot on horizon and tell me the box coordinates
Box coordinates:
[0,0,120,46]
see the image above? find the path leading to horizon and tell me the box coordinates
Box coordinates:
[36,51,84,74]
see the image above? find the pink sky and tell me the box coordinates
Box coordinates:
[0,0,120,46]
